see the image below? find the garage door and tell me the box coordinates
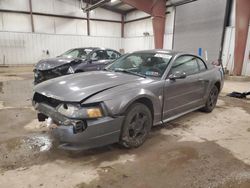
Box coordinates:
[173,0,227,62]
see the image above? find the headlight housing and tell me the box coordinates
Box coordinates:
[57,103,103,119]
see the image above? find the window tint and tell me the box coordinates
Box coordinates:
[91,50,109,60]
[196,58,207,71]
[107,50,120,59]
[170,56,199,76]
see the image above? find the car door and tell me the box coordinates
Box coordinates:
[196,57,210,100]
[85,50,110,71]
[162,55,203,120]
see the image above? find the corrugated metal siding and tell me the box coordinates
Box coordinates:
[222,27,234,74]
[0,0,29,11]
[0,0,121,36]
[123,34,173,53]
[32,0,85,17]
[90,21,121,37]
[222,26,250,76]
[173,0,227,62]
[163,34,173,50]
[123,36,154,53]
[1,13,32,32]
[0,31,122,65]
[90,8,121,21]
[124,7,174,50]
[242,27,250,76]
[124,18,153,37]
[125,10,149,22]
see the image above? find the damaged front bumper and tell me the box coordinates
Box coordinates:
[35,102,124,150]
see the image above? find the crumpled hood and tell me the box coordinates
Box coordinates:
[34,71,146,102]
[35,57,81,71]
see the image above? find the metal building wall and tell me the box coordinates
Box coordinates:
[123,11,154,52]
[123,36,154,52]
[123,8,175,52]
[0,0,122,65]
[0,32,122,65]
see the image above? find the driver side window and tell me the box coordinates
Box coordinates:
[107,50,120,60]
[91,50,108,60]
[170,55,199,76]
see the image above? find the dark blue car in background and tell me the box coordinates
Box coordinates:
[33,47,121,84]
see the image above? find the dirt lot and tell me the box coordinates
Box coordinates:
[0,68,250,188]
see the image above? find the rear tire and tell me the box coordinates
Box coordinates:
[201,85,219,112]
[119,103,152,148]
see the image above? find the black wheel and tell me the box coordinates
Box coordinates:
[119,103,152,148]
[201,85,219,112]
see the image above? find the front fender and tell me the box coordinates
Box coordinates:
[73,61,88,72]
[84,83,164,125]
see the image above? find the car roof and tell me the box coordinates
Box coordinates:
[132,49,184,55]
[132,49,207,60]
[72,47,119,51]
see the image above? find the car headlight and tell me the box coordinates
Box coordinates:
[57,103,103,119]
[86,108,102,118]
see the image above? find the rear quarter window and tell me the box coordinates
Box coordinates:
[196,58,207,71]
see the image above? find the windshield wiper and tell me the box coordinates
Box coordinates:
[113,68,146,78]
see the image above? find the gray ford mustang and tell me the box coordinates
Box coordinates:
[32,50,224,150]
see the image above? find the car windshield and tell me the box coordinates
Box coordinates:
[60,48,93,59]
[106,52,172,78]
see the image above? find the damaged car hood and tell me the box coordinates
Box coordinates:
[35,57,82,71]
[34,71,147,102]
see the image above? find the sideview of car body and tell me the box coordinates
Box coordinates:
[32,50,224,150]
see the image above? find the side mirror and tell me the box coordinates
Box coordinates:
[168,71,187,80]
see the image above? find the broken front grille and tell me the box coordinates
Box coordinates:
[33,92,61,108]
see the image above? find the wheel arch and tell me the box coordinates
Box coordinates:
[214,81,221,91]
[122,96,154,121]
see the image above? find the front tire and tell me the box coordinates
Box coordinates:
[119,103,152,148]
[201,85,219,112]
